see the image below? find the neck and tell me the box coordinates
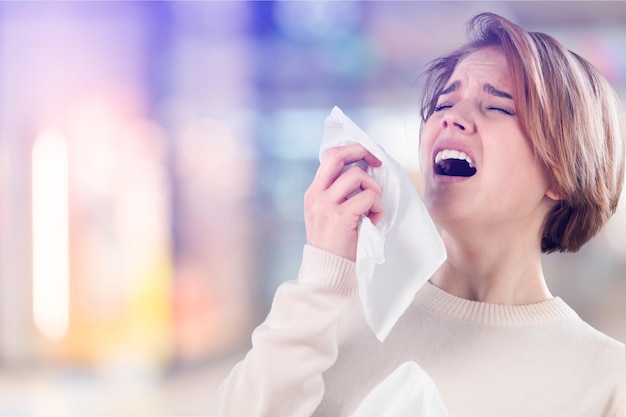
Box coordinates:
[429,228,552,305]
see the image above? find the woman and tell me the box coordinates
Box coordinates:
[219,12,625,417]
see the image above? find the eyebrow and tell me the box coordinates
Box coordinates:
[438,81,514,100]
[484,83,513,99]
[440,81,459,96]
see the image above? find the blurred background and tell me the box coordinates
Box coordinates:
[0,1,625,415]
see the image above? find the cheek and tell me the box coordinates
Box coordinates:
[418,140,429,172]
[490,142,549,195]
[419,119,437,171]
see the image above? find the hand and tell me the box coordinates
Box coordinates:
[304,144,385,261]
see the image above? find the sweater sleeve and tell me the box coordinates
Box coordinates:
[217,245,360,417]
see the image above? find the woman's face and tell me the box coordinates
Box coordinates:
[420,47,559,235]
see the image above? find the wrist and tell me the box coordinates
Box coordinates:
[299,245,359,298]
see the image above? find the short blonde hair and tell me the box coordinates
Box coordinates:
[420,12,625,253]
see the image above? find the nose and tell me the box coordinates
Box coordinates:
[442,101,476,134]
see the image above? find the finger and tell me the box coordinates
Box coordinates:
[341,189,385,223]
[313,144,382,191]
[326,165,382,204]
[367,196,386,226]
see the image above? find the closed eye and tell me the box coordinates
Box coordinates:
[434,103,516,115]
[487,106,516,116]
[434,103,452,112]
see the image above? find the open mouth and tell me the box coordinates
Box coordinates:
[434,149,477,177]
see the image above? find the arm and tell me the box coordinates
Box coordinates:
[218,245,358,417]
[219,144,384,416]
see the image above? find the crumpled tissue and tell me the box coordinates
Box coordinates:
[320,106,446,341]
[349,361,449,417]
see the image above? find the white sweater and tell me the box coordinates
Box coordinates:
[219,245,625,417]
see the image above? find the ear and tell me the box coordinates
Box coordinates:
[545,188,562,201]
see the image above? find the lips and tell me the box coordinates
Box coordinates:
[433,148,477,177]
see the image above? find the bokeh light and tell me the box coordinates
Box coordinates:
[0,1,624,415]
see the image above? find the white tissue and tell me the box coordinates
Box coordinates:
[320,106,446,341]
[349,361,449,417]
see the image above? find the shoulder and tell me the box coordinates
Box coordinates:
[559,309,624,354]
[553,309,625,379]
[567,320,626,417]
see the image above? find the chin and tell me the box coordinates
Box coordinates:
[425,197,475,234]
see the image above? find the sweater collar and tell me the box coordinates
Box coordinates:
[415,281,578,325]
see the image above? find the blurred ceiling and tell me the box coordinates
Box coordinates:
[507,1,626,26]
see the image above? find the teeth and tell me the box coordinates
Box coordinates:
[435,149,475,168]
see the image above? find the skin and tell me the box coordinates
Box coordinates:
[421,47,561,304]
[304,144,384,261]
[305,46,561,305]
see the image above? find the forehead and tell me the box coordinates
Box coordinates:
[450,47,512,86]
